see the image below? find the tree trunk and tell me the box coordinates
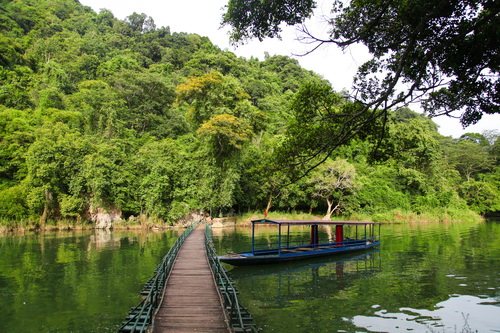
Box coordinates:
[323,198,334,220]
[264,194,273,217]
[323,198,340,221]
[39,189,50,227]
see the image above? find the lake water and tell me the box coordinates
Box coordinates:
[0,221,498,332]
[212,221,500,333]
[0,229,179,332]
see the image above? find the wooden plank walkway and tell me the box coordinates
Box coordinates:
[153,225,229,333]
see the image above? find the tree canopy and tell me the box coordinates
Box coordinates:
[223,0,499,127]
[0,0,498,226]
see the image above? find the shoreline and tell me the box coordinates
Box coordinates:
[0,222,184,235]
[0,209,486,234]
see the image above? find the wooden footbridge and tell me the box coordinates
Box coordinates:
[119,223,257,333]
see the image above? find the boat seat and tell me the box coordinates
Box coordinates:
[296,247,314,251]
[281,249,301,253]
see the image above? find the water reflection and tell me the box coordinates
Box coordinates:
[88,229,121,251]
[231,251,381,308]
[0,230,178,333]
[214,221,500,333]
[353,294,500,332]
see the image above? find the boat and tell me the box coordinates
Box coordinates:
[218,219,380,266]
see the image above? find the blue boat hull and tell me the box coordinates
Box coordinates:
[219,240,380,266]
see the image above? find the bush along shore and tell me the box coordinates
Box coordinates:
[0,211,210,233]
[1,207,486,234]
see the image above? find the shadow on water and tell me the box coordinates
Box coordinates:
[229,249,381,279]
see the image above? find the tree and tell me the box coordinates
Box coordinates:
[197,114,253,216]
[378,114,441,173]
[459,180,500,214]
[223,0,499,127]
[133,139,181,221]
[443,139,493,181]
[354,164,412,214]
[1,0,495,226]
[308,159,357,219]
[106,69,177,136]
[124,12,156,34]
[0,65,34,109]
[0,108,34,182]
[490,135,500,165]
[459,133,490,146]
[67,80,125,136]
[25,124,90,225]
[175,71,251,126]
[275,79,374,178]
[261,55,317,92]
[82,140,133,211]
[197,114,252,162]
[235,134,294,214]
[223,0,315,41]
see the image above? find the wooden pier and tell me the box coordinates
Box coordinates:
[153,225,229,333]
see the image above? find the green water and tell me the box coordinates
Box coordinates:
[1,222,499,332]
[0,229,179,332]
[212,221,500,332]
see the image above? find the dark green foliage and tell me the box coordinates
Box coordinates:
[0,0,497,224]
[276,79,381,178]
[223,0,316,41]
[459,180,500,214]
[223,0,499,127]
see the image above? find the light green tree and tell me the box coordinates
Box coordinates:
[308,159,357,219]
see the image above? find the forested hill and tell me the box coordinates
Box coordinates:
[0,0,498,227]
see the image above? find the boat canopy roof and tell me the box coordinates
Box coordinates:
[251,219,378,226]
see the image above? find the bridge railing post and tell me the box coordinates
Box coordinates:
[118,221,200,333]
[205,224,259,333]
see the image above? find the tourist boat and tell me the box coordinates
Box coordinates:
[218,219,380,266]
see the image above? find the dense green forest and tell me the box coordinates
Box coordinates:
[0,0,498,228]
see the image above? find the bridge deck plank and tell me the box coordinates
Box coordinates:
[153,226,228,333]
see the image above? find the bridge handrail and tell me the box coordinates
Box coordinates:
[205,224,259,333]
[118,221,199,333]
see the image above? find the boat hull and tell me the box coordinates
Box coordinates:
[219,241,380,266]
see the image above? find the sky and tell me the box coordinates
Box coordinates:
[79,0,499,138]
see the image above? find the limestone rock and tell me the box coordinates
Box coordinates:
[90,207,122,229]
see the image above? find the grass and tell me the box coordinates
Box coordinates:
[0,217,95,232]
[1,207,484,232]
[235,208,483,225]
[347,208,483,224]
[235,211,325,225]
[0,214,186,233]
